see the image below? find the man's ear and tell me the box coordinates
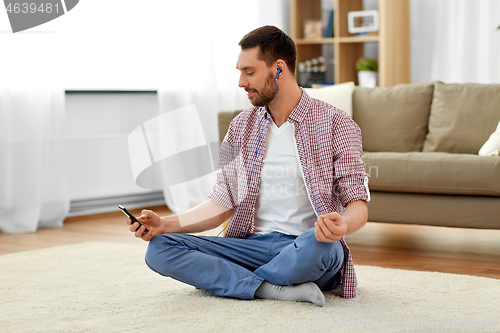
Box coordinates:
[275,59,287,75]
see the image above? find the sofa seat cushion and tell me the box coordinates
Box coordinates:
[423,82,500,154]
[353,83,434,152]
[362,152,500,197]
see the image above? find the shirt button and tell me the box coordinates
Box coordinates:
[258,157,263,161]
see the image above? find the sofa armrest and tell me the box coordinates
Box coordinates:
[218,110,243,142]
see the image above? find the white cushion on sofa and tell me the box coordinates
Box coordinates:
[479,121,500,156]
[304,81,355,118]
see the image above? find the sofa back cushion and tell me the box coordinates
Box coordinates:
[423,82,500,154]
[304,81,355,118]
[352,83,434,152]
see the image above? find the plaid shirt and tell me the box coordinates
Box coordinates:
[209,89,369,299]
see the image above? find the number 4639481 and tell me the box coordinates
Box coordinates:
[6,3,60,14]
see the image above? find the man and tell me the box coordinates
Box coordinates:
[126,26,369,307]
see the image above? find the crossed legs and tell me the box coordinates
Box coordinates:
[145,228,343,306]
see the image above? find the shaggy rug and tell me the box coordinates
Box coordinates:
[1,241,499,332]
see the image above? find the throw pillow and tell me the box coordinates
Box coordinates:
[423,82,500,154]
[352,83,434,152]
[479,121,500,156]
[304,82,355,118]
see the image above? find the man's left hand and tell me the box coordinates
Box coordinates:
[314,212,347,243]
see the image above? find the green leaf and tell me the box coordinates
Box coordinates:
[356,58,378,72]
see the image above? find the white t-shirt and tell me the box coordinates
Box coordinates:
[254,120,317,236]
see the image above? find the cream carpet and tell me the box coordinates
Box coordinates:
[1,241,499,333]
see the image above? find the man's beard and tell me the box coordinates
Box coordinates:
[246,73,277,107]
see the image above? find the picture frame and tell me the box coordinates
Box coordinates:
[303,19,324,39]
[347,10,379,34]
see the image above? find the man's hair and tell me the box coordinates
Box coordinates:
[239,25,296,75]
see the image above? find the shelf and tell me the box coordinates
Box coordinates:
[337,35,380,43]
[291,0,409,87]
[295,38,335,45]
[295,35,379,45]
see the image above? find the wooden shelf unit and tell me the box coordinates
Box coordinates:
[290,0,410,88]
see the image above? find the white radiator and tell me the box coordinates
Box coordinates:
[66,134,164,216]
[64,91,164,216]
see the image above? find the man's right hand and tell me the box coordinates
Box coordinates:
[126,209,162,242]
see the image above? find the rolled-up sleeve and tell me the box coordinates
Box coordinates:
[332,113,370,206]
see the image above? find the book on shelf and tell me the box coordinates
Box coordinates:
[323,10,334,38]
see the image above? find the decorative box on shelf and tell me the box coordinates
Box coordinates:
[297,56,327,88]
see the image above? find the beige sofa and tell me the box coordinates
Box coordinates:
[218,82,500,229]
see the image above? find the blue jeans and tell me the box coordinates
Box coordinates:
[145,227,344,300]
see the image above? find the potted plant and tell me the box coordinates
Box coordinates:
[356,58,378,87]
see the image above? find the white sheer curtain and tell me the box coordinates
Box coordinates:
[410,0,500,84]
[0,87,69,233]
[157,0,288,213]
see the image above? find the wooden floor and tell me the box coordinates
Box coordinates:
[1,205,499,280]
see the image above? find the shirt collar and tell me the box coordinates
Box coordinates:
[257,87,312,123]
[287,87,311,124]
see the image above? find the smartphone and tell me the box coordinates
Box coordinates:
[118,205,149,233]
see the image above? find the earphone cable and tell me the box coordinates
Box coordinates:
[162,78,279,250]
